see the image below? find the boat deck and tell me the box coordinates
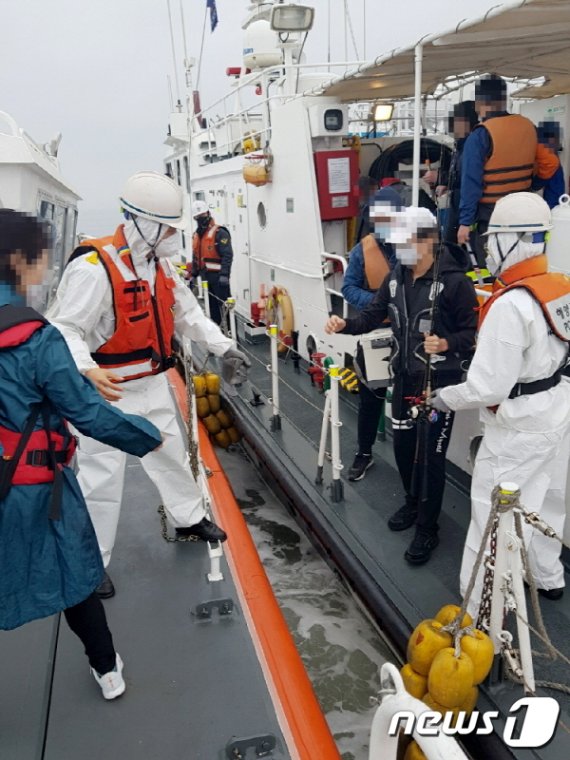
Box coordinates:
[1,453,291,760]
[229,335,570,760]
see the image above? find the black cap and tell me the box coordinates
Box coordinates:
[453,100,478,130]
[475,74,506,102]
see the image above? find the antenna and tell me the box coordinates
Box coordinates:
[166,0,181,102]
[167,74,174,111]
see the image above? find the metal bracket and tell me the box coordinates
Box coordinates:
[225,734,276,759]
[193,598,234,620]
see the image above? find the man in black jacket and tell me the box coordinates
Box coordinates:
[326,208,478,564]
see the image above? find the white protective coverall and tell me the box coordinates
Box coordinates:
[48,219,232,566]
[440,235,570,617]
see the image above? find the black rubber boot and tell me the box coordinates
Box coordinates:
[175,517,227,543]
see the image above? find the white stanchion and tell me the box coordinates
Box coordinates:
[328,364,343,502]
[268,324,281,431]
[202,280,210,318]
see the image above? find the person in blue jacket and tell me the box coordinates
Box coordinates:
[533,121,566,208]
[0,209,162,700]
[342,187,401,481]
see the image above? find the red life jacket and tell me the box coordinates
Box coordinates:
[478,254,570,342]
[192,220,222,273]
[0,305,76,513]
[77,226,177,381]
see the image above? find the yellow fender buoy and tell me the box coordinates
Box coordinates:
[400,663,427,700]
[207,394,221,414]
[404,740,427,760]
[196,397,210,419]
[407,620,452,676]
[427,648,474,708]
[434,604,473,630]
[192,375,207,398]
[460,629,494,685]
[203,414,222,435]
[205,373,220,395]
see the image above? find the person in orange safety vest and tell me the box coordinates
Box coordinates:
[188,200,233,326]
[48,172,250,600]
[457,74,561,265]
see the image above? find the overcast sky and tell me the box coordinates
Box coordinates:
[0,0,499,233]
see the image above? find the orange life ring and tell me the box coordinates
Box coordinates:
[266,286,294,353]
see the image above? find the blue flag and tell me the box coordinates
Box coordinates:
[206,0,218,32]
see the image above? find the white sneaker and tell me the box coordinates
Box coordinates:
[91,653,126,700]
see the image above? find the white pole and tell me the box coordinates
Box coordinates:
[510,539,536,693]
[202,280,211,318]
[269,324,281,430]
[316,392,332,485]
[412,43,423,207]
[329,364,344,502]
[227,297,237,341]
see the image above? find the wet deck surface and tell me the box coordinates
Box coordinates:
[1,456,289,760]
[232,336,570,760]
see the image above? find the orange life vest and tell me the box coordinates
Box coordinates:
[479,254,570,342]
[477,114,537,205]
[192,220,221,272]
[361,234,390,290]
[79,227,177,381]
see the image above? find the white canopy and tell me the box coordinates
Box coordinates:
[314,0,570,103]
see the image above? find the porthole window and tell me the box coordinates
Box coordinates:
[257,201,267,229]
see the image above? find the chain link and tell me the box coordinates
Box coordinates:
[477,511,499,632]
[157,504,199,543]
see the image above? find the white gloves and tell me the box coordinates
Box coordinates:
[222,347,251,385]
[429,388,452,414]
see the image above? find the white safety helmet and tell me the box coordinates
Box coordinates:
[120,171,189,230]
[484,192,553,235]
[192,200,209,218]
[386,206,437,244]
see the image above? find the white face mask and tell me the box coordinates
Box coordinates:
[374,223,391,239]
[154,230,181,259]
[396,246,419,265]
[26,276,53,312]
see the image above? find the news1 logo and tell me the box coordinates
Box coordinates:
[388,697,560,748]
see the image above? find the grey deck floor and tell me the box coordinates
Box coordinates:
[1,456,289,760]
[231,338,570,760]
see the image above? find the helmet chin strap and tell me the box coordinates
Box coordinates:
[132,216,163,260]
[496,232,524,271]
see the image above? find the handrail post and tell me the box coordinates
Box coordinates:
[329,364,344,502]
[227,297,237,341]
[202,280,211,319]
[315,391,332,485]
[268,324,281,431]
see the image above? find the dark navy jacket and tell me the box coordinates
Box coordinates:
[341,247,478,380]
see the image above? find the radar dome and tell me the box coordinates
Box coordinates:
[243,20,282,70]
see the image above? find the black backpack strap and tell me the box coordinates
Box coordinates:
[40,404,63,521]
[0,403,43,501]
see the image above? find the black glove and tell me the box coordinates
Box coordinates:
[222,347,251,386]
[217,275,231,302]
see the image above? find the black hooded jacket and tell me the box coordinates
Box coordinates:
[342,245,478,379]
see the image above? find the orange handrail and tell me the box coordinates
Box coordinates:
[168,370,340,760]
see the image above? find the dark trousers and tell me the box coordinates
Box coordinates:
[64,592,116,675]
[357,382,386,456]
[391,375,456,533]
[205,273,231,327]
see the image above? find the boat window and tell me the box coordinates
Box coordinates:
[183,157,190,191]
[165,162,173,178]
[39,200,55,220]
[194,191,205,201]
[176,160,182,187]
[257,202,267,229]
[65,208,78,259]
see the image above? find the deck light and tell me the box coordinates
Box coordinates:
[374,103,394,122]
[270,4,315,33]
